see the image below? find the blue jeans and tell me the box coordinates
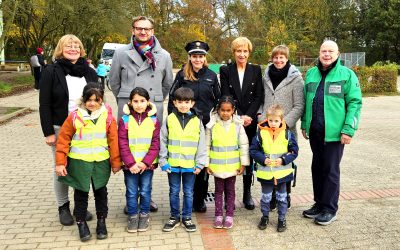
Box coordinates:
[124,170,153,215]
[168,172,195,220]
[260,182,287,220]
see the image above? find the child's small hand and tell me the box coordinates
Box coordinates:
[194,167,201,175]
[112,167,120,174]
[161,164,171,173]
[237,165,245,175]
[275,158,283,166]
[264,158,272,166]
[129,164,140,174]
[56,165,67,176]
[206,167,213,175]
[137,162,147,174]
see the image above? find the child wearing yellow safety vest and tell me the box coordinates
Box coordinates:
[56,83,122,242]
[205,95,250,229]
[159,87,206,233]
[250,104,298,232]
[118,87,160,233]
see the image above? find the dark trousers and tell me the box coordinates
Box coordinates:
[33,67,41,89]
[74,181,108,221]
[98,76,105,89]
[309,129,344,214]
[214,176,236,217]
[193,168,209,208]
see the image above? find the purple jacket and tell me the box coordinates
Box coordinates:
[118,103,160,170]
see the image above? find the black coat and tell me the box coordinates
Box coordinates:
[168,67,221,126]
[220,63,264,140]
[39,62,98,137]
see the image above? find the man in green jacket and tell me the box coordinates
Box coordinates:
[301,40,362,225]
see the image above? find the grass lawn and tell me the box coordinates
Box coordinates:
[0,71,34,97]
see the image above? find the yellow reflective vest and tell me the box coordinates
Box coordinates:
[68,109,110,162]
[167,113,200,168]
[209,122,240,173]
[127,115,158,164]
[256,129,293,181]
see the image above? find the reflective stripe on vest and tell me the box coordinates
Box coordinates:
[167,113,200,168]
[256,129,293,181]
[68,109,110,162]
[126,115,158,164]
[209,122,241,173]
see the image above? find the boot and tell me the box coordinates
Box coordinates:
[77,221,91,242]
[58,201,74,226]
[243,175,255,210]
[96,217,108,240]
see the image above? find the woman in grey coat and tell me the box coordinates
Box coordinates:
[258,45,304,210]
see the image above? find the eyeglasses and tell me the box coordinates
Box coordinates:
[133,27,153,32]
[64,45,81,50]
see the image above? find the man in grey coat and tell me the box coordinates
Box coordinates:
[109,16,173,213]
[109,16,173,123]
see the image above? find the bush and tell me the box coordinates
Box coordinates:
[353,62,398,93]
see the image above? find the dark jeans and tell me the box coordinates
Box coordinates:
[74,180,108,221]
[260,182,287,220]
[168,172,196,219]
[309,129,344,214]
[193,168,209,208]
[98,76,105,89]
[124,170,153,215]
[33,67,41,89]
[214,176,236,217]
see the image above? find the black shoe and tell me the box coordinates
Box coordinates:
[73,209,93,221]
[163,217,180,232]
[77,221,91,242]
[150,200,158,212]
[277,219,287,232]
[123,205,128,215]
[287,194,291,210]
[194,201,207,213]
[58,202,74,226]
[303,204,322,219]
[182,218,197,232]
[314,212,337,226]
[258,216,269,230]
[96,217,108,240]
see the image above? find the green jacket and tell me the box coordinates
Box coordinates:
[301,61,362,141]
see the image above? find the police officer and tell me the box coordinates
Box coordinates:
[168,40,221,212]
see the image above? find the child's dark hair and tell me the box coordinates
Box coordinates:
[81,82,104,103]
[173,87,195,101]
[129,87,150,101]
[216,95,236,112]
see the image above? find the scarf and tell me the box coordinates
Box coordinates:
[57,57,89,77]
[132,36,156,70]
[268,61,291,90]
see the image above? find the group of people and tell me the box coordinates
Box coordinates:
[38,15,362,242]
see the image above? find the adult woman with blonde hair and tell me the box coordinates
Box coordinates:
[220,37,264,210]
[39,34,98,226]
[168,40,221,212]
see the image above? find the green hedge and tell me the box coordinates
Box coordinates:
[353,63,398,93]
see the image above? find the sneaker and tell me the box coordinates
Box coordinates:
[182,218,197,232]
[138,213,150,232]
[270,197,277,211]
[223,216,233,229]
[163,217,180,232]
[314,212,337,226]
[277,219,287,232]
[287,194,291,210]
[302,204,322,219]
[258,216,269,230]
[127,214,138,233]
[213,216,223,229]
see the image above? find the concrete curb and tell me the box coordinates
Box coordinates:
[0,107,30,123]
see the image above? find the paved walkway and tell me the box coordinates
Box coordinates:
[0,90,399,250]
